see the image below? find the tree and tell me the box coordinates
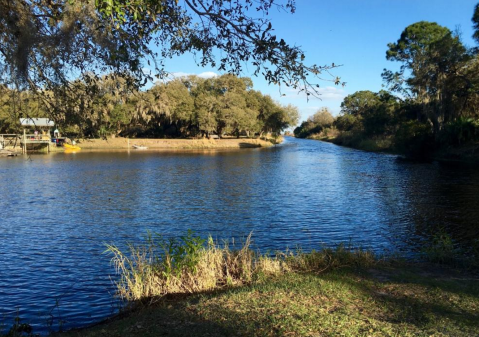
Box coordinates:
[336,90,399,136]
[0,0,340,125]
[340,91,380,117]
[164,80,195,136]
[308,107,334,126]
[473,3,479,44]
[382,21,469,133]
[194,92,219,138]
[361,91,398,136]
[334,114,359,132]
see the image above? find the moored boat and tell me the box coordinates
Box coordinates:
[132,144,148,150]
[63,143,81,151]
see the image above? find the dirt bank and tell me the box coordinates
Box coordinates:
[76,137,275,150]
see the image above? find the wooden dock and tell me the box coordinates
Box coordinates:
[20,134,52,153]
[1,133,52,153]
[0,149,19,157]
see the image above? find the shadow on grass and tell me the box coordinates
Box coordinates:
[59,266,479,337]
[330,267,479,333]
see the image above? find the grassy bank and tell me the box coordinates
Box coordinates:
[56,265,479,337]
[301,129,395,154]
[51,233,479,337]
[300,127,479,165]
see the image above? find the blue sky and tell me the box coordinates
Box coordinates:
[156,1,478,123]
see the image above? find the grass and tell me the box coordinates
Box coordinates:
[6,232,477,336]
[58,263,479,337]
[54,232,479,337]
[105,232,375,302]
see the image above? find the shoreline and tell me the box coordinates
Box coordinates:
[52,231,478,337]
[74,137,277,150]
[1,137,280,155]
[300,135,479,166]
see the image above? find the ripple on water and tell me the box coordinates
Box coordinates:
[1,137,479,334]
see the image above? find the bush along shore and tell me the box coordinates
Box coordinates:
[20,232,474,337]
[293,7,479,166]
[295,120,479,166]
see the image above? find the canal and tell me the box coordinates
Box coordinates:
[1,137,478,333]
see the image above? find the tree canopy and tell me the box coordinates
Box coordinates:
[0,0,340,97]
[382,21,471,133]
[293,107,334,138]
[0,73,298,138]
[473,3,479,44]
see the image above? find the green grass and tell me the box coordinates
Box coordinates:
[55,232,479,337]
[58,263,479,337]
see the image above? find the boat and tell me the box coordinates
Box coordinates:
[132,144,148,150]
[63,143,81,151]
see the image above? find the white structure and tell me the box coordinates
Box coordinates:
[20,118,55,127]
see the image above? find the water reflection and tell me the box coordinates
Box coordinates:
[1,137,478,333]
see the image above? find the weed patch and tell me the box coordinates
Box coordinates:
[106,233,375,302]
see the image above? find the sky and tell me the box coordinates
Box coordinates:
[154,0,479,123]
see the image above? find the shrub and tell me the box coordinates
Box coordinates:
[439,118,479,146]
[334,114,360,132]
[394,121,435,159]
[422,230,456,265]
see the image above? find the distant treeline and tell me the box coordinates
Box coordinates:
[0,74,299,139]
[295,5,479,159]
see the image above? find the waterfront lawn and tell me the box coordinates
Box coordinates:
[60,263,479,337]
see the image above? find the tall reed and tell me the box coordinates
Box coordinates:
[106,232,375,302]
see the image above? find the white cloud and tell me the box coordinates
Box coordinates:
[168,71,218,79]
[285,86,346,102]
[197,71,218,79]
[304,106,321,112]
[168,72,189,78]
[316,86,347,101]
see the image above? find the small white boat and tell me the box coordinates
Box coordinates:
[132,144,148,150]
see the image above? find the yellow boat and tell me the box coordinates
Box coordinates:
[63,143,81,151]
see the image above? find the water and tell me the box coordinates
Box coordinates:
[1,137,478,334]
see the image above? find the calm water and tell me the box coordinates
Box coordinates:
[1,137,478,333]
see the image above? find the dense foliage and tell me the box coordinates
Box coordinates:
[0,0,341,128]
[293,108,334,139]
[0,74,298,138]
[296,5,479,159]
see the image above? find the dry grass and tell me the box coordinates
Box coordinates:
[308,127,340,141]
[59,254,479,337]
[106,232,376,303]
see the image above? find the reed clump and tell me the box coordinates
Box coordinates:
[106,231,376,302]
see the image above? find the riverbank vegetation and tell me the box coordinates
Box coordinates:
[295,5,479,162]
[106,232,375,301]
[0,74,298,140]
[49,232,479,337]
[57,268,479,337]
[2,232,478,336]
